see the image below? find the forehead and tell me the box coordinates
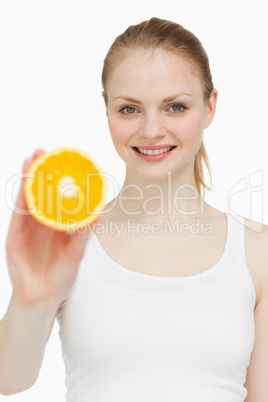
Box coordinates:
[106,49,204,100]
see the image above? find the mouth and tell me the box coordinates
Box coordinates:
[131,145,178,162]
[132,145,177,155]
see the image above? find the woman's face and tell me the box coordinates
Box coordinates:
[105,49,217,184]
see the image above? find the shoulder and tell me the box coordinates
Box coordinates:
[243,217,268,307]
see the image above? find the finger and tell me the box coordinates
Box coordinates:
[7,151,45,232]
[15,152,42,210]
[33,148,45,159]
[12,157,32,212]
[22,149,45,175]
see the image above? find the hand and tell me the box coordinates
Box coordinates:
[5,149,91,307]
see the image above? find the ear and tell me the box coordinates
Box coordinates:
[102,92,108,117]
[204,88,218,129]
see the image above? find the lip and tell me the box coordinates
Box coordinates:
[131,145,177,162]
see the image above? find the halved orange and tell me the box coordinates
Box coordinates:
[24,147,107,232]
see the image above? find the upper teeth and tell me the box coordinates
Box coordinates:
[137,146,174,155]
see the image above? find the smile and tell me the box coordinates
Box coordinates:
[131,145,177,162]
[134,146,176,155]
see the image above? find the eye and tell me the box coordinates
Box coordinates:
[168,103,187,113]
[119,106,138,115]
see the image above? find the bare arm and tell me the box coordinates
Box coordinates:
[0,294,58,395]
[244,222,268,401]
[0,150,90,395]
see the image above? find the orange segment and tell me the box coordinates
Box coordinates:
[24,147,107,232]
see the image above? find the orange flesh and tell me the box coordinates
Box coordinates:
[30,152,104,225]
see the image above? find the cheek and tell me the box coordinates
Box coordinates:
[108,118,124,144]
[108,116,135,145]
[175,111,205,145]
[107,117,133,158]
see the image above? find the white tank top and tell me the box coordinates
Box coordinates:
[57,212,256,402]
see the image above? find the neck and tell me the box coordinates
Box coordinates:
[105,167,210,223]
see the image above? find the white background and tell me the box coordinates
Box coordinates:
[0,0,267,400]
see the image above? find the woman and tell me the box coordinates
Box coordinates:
[0,17,267,402]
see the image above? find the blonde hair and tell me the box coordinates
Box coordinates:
[102,17,214,196]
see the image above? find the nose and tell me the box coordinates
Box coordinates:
[138,112,167,139]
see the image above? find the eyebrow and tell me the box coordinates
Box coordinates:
[113,93,192,104]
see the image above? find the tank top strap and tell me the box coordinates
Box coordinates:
[226,212,247,263]
[226,212,256,308]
